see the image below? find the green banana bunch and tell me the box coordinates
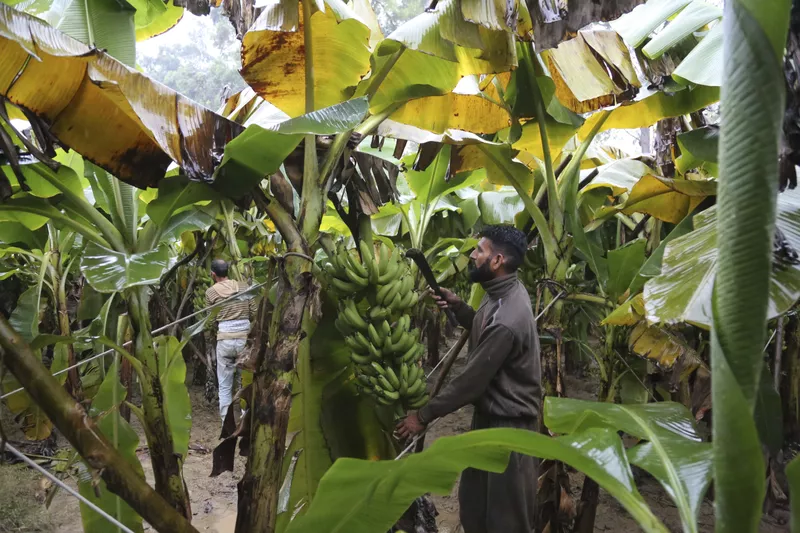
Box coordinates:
[329,240,429,416]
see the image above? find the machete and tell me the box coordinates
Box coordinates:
[405,248,460,328]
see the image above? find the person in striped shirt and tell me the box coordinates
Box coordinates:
[205,259,258,420]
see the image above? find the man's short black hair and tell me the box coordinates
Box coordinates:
[479,225,527,271]
[211,259,229,278]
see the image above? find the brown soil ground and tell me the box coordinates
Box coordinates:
[0,338,791,533]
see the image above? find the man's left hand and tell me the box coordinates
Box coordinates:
[395,411,426,440]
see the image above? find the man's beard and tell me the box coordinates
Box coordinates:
[468,260,494,283]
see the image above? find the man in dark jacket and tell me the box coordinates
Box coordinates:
[396,225,541,533]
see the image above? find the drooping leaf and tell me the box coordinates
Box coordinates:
[10,285,43,343]
[602,293,646,326]
[0,4,243,188]
[546,398,711,533]
[159,205,218,244]
[672,22,723,86]
[628,322,699,369]
[641,1,721,59]
[81,242,170,293]
[240,0,372,118]
[286,427,667,533]
[268,97,370,135]
[131,0,183,41]
[618,175,716,224]
[2,162,85,199]
[578,85,719,139]
[542,29,639,113]
[2,373,53,440]
[389,92,511,135]
[153,335,191,458]
[612,0,694,48]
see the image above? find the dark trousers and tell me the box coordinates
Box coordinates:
[459,412,538,533]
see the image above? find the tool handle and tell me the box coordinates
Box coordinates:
[405,249,460,328]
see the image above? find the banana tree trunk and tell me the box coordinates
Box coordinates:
[128,287,192,518]
[53,257,80,396]
[782,315,800,441]
[236,256,320,532]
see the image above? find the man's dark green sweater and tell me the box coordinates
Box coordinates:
[418,272,541,424]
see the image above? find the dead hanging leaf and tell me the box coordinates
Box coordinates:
[541,29,639,114]
[628,322,697,370]
[240,0,372,118]
[528,0,646,50]
[0,4,243,189]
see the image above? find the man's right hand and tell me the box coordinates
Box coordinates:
[430,287,461,310]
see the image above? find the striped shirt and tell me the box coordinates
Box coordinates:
[205,280,258,339]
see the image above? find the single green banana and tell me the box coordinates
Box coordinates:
[406,376,425,397]
[344,267,369,288]
[376,280,395,304]
[378,375,395,393]
[368,342,381,360]
[368,323,383,348]
[331,277,359,293]
[359,241,379,284]
[382,389,400,401]
[343,302,368,331]
[344,336,367,354]
[378,242,390,273]
[379,278,401,307]
[381,320,392,339]
[408,393,429,409]
[390,322,405,345]
[377,257,400,284]
[354,332,372,352]
[371,361,387,377]
[385,365,400,390]
[350,351,372,365]
[398,343,418,364]
[346,250,369,278]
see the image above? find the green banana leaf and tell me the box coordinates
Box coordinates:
[641,1,721,60]
[55,0,136,65]
[477,189,524,225]
[285,424,668,533]
[612,0,694,47]
[9,286,43,343]
[2,163,85,199]
[645,187,800,327]
[80,243,170,293]
[159,206,219,244]
[675,126,719,175]
[77,357,144,533]
[672,22,723,87]
[275,299,395,531]
[145,175,217,228]
[607,238,646,301]
[545,398,711,533]
[154,335,192,459]
[269,97,370,135]
[710,1,791,529]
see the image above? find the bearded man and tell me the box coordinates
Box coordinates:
[395,224,542,533]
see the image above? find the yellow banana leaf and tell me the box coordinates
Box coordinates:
[0,3,242,188]
[542,29,639,114]
[578,85,719,139]
[619,175,716,224]
[240,0,373,118]
[389,92,511,135]
[364,0,517,113]
[602,293,645,326]
[628,322,696,370]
